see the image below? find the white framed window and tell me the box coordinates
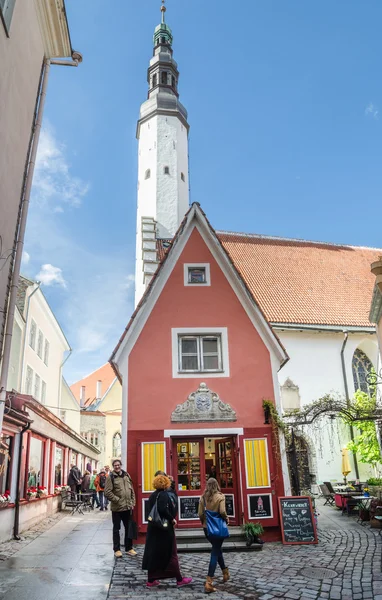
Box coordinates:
[171,327,230,378]
[44,339,50,366]
[178,335,222,372]
[90,433,99,447]
[34,374,41,400]
[29,320,37,350]
[37,330,43,358]
[25,365,33,394]
[41,381,46,404]
[183,263,211,286]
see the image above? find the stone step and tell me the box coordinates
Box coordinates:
[177,541,263,553]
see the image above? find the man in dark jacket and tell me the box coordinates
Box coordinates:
[67,464,81,499]
[105,459,136,558]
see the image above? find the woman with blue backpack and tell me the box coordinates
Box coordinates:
[198,477,230,593]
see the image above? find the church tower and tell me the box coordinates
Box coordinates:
[135,1,190,306]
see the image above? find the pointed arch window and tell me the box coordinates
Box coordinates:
[113,432,122,458]
[352,349,373,394]
[145,169,151,180]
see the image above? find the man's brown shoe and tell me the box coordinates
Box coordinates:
[126,549,137,557]
[114,550,123,558]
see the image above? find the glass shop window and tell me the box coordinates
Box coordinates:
[177,441,201,491]
[55,447,63,486]
[28,437,44,488]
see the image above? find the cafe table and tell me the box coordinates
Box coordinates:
[352,496,374,524]
[334,491,360,514]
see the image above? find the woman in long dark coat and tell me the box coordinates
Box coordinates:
[142,474,192,588]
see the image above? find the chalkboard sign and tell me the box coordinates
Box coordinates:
[179,496,200,520]
[143,498,150,523]
[225,494,235,517]
[249,494,273,519]
[278,496,318,545]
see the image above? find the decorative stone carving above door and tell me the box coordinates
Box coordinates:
[171,382,237,423]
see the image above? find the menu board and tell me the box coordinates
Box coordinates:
[225,494,235,517]
[249,494,273,519]
[143,498,150,523]
[278,496,318,545]
[179,496,200,520]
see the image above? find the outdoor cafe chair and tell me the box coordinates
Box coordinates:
[319,484,335,506]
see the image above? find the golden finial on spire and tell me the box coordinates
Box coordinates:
[161,0,166,23]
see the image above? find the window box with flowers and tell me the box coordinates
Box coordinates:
[27,487,38,500]
[0,490,10,508]
[36,486,48,498]
[54,486,62,495]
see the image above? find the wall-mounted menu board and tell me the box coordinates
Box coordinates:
[179,496,200,520]
[278,496,318,545]
[225,494,235,517]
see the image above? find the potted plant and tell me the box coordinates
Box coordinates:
[27,487,37,500]
[0,490,10,508]
[37,486,48,498]
[366,477,382,497]
[241,521,264,547]
[54,486,62,495]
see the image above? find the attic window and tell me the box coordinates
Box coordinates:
[184,263,211,286]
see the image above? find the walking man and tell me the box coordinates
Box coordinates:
[105,459,137,558]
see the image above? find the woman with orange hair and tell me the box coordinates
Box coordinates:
[142,474,192,588]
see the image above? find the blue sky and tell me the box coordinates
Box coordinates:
[23,0,382,384]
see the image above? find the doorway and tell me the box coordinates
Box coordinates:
[172,435,239,526]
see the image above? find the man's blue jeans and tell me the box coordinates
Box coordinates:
[204,530,226,577]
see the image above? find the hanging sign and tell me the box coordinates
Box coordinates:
[278,496,318,545]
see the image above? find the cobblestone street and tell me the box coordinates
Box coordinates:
[0,501,381,600]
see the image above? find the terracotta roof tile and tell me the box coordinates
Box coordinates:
[70,363,115,407]
[218,232,381,327]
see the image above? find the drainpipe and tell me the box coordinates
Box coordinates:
[13,421,31,540]
[19,282,41,390]
[0,52,82,435]
[340,331,359,479]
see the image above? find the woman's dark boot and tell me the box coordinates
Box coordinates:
[222,567,230,582]
[205,576,216,593]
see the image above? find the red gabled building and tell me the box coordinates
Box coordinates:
[110,204,290,537]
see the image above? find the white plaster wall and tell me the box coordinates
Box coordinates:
[0,496,61,544]
[22,289,69,413]
[135,114,189,305]
[277,329,378,482]
[60,381,80,434]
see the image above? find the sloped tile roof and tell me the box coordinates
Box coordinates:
[70,363,115,407]
[218,232,381,327]
[158,232,381,328]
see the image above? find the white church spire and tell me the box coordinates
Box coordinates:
[135,2,190,306]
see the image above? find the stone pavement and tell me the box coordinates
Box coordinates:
[108,501,382,600]
[0,509,114,600]
[0,501,381,599]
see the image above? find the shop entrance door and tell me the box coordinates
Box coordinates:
[173,436,239,527]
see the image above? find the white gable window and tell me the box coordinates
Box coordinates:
[34,374,41,400]
[25,365,33,394]
[172,327,229,378]
[184,263,211,286]
[29,320,37,350]
[41,381,47,405]
[44,340,50,366]
[37,330,43,358]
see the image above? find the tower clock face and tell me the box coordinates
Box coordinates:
[195,393,211,413]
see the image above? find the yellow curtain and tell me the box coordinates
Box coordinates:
[244,439,270,487]
[143,442,165,492]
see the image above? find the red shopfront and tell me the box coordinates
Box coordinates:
[131,426,284,538]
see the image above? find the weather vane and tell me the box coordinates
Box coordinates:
[161,0,166,22]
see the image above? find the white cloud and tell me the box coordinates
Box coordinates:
[365,102,379,119]
[36,264,67,288]
[34,125,89,209]
[22,251,30,266]
[122,274,135,290]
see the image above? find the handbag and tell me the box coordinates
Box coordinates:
[147,492,169,529]
[203,496,229,539]
[128,512,138,540]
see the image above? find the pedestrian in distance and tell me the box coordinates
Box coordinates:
[104,465,111,510]
[81,470,91,493]
[104,459,137,558]
[95,468,107,511]
[142,473,192,588]
[90,469,100,508]
[198,477,230,593]
[67,463,81,499]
